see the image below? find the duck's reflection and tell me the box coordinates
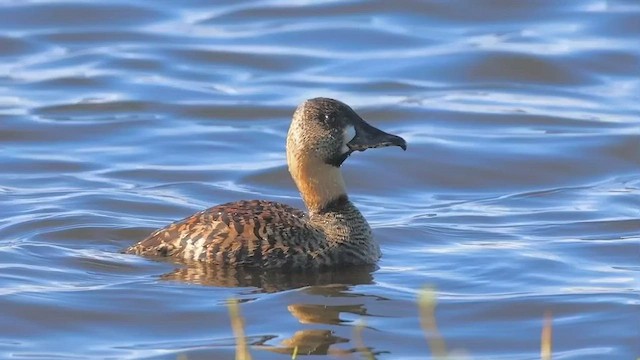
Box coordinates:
[159,260,376,292]
[288,302,366,325]
[254,329,349,356]
[158,260,385,357]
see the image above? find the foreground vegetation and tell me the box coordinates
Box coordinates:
[226,287,555,360]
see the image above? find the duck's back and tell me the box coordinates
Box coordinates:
[126,200,324,269]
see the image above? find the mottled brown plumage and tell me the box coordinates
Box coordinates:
[126,98,406,269]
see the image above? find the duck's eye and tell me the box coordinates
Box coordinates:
[341,125,356,154]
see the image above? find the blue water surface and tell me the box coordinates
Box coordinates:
[0,1,639,359]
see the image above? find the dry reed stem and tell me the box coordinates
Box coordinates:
[541,311,553,360]
[228,299,252,360]
[418,287,448,359]
[352,319,376,360]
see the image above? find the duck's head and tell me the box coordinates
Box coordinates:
[287,98,406,212]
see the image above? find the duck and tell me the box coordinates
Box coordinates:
[125,98,406,269]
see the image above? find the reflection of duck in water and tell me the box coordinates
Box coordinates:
[255,329,349,356]
[253,285,381,357]
[287,302,366,325]
[126,98,406,269]
[160,260,375,292]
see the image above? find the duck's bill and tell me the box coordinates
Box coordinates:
[347,121,407,152]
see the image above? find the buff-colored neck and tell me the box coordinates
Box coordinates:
[288,157,347,214]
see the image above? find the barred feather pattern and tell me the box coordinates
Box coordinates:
[125,197,379,269]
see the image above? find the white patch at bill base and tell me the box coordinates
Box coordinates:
[341,125,356,154]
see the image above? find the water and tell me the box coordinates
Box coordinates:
[1,0,639,359]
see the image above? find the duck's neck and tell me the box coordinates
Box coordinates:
[288,161,348,214]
